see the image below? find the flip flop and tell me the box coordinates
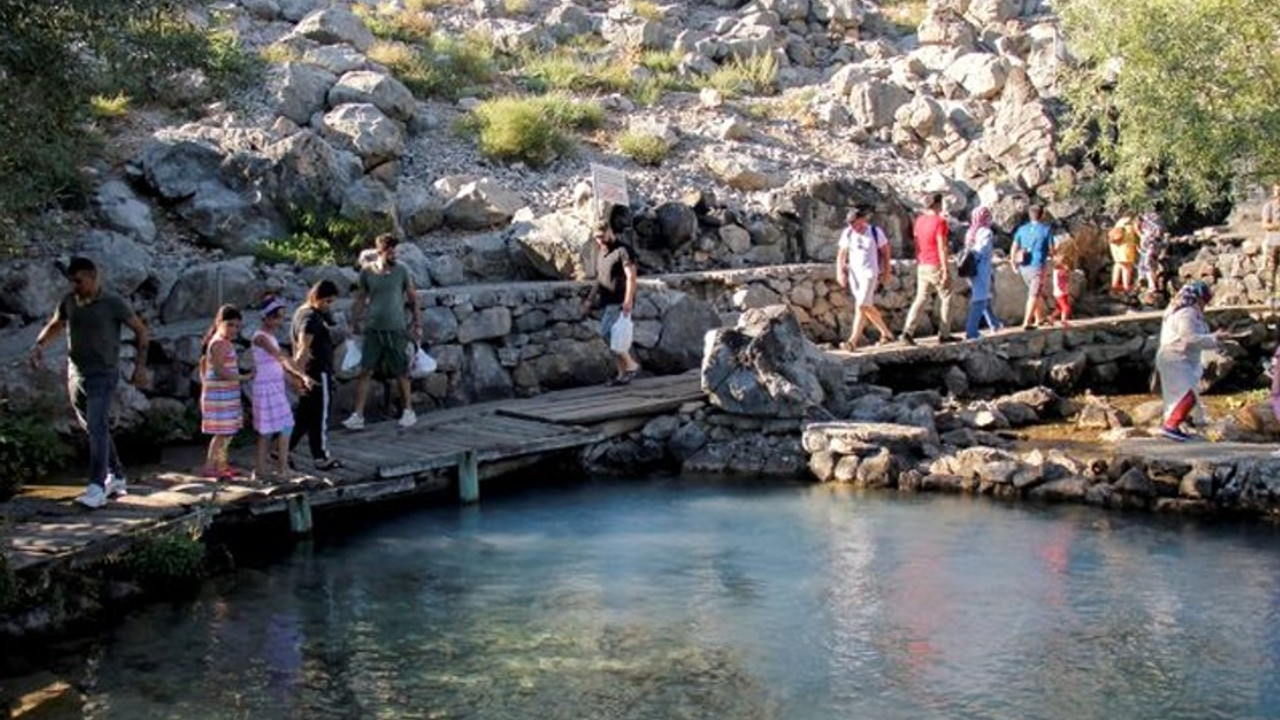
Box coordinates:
[314,457,344,471]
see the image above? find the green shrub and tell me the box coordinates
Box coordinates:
[631,0,664,22]
[617,131,670,166]
[90,92,131,119]
[0,406,72,502]
[370,32,495,99]
[354,3,434,44]
[519,49,633,94]
[702,53,779,98]
[256,207,381,267]
[124,533,206,584]
[468,94,603,166]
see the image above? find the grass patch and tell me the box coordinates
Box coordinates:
[881,0,928,34]
[639,48,682,74]
[466,93,603,166]
[89,92,131,119]
[354,2,435,44]
[369,32,495,99]
[617,131,670,166]
[519,48,633,94]
[407,0,466,8]
[631,0,664,21]
[701,52,778,98]
[259,43,302,64]
[504,0,532,14]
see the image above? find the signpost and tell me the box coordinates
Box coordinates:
[590,163,629,219]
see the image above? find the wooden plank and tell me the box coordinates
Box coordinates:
[378,429,600,479]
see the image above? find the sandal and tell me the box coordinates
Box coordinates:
[314,457,344,471]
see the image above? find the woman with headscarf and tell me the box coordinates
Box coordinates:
[1155,280,1220,441]
[963,206,996,340]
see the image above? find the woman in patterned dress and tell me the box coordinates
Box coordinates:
[201,305,249,478]
[252,296,314,481]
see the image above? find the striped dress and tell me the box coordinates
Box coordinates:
[201,340,243,436]
[251,331,293,435]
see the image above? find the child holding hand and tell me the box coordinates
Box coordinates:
[251,296,314,481]
[201,305,251,479]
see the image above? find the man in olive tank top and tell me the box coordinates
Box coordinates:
[342,234,422,430]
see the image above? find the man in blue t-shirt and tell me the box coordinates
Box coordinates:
[1011,205,1055,329]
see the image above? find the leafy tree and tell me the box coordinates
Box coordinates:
[1058,0,1280,211]
[0,1,258,223]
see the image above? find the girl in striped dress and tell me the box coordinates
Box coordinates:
[201,305,249,478]
[252,296,313,480]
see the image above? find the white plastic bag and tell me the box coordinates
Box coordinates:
[609,314,634,354]
[410,343,437,378]
[337,336,363,379]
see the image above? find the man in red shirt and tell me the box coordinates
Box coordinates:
[900,193,956,344]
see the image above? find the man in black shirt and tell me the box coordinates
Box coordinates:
[290,280,343,470]
[583,206,641,386]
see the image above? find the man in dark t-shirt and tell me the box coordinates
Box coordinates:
[290,279,343,470]
[584,206,641,386]
[31,257,149,508]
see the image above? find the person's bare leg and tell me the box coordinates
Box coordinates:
[398,375,413,412]
[847,307,868,348]
[275,433,289,476]
[255,434,269,478]
[352,372,371,416]
[866,306,893,341]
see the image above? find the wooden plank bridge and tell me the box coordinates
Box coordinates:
[3,371,704,573]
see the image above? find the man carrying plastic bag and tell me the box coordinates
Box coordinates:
[583,205,641,386]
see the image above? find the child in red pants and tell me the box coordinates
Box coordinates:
[1050,255,1072,327]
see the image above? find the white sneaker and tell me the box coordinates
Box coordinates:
[76,484,109,509]
[105,474,128,498]
[398,408,417,428]
[342,413,365,431]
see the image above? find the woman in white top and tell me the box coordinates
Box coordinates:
[835,207,894,350]
[1155,280,1220,441]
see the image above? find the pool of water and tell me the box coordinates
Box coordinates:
[22,479,1280,719]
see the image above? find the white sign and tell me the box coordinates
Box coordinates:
[591,163,629,217]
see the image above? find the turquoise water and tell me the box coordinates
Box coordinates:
[43,480,1280,719]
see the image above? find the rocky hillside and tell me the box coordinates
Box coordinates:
[0,0,1070,329]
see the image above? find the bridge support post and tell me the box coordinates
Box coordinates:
[286,494,313,534]
[458,450,480,504]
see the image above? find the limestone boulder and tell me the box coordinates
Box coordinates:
[265,130,364,216]
[272,62,336,124]
[340,176,400,235]
[139,135,225,200]
[177,181,284,253]
[704,150,788,191]
[512,210,594,280]
[327,71,415,122]
[442,178,526,230]
[945,53,1008,100]
[161,258,260,323]
[0,261,66,320]
[397,185,445,236]
[320,103,403,169]
[702,305,847,418]
[649,290,723,373]
[848,80,912,131]
[75,230,154,297]
[93,180,156,243]
[477,18,554,54]
[287,7,375,52]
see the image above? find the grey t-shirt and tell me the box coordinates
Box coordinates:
[53,291,135,375]
[1263,200,1280,247]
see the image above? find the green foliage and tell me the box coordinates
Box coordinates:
[0,1,262,219]
[90,92,131,119]
[257,207,380,267]
[1058,0,1280,210]
[124,532,206,584]
[354,2,434,44]
[466,94,603,167]
[0,403,72,502]
[701,53,779,98]
[370,32,495,99]
[631,0,664,21]
[519,48,633,94]
[617,131,670,166]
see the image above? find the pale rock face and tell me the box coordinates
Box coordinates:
[287,7,376,53]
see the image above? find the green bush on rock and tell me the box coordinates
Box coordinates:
[465,93,602,167]
[0,406,72,502]
[124,533,206,584]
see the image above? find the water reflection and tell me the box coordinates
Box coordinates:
[28,482,1280,719]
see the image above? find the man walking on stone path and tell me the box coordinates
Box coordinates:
[30,257,150,508]
[835,207,894,349]
[1012,205,1055,329]
[343,234,421,431]
[899,193,956,345]
[1262,184,1280,301]
[584,205,641,386]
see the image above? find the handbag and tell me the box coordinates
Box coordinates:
[956,248,977,278]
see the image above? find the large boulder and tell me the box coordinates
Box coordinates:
[265,130,364,215]
[773,177,912,261]
[176,182,284,253]
[442,178,526,230]
[944,53,1008,100]
[704,150,788,191]
[702,305,847,418]
[287,7,376,52]
[139,135,225,200]
[327,71,415,122]
[320,103,404,169]
[848,80,912,130]
[161,258,259,323]
[75,230,153,297]
[648,290,723,373]
[512,210,594,280]
[272,62,336,124]
[93,180,157,243]
[0,260,66,320]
